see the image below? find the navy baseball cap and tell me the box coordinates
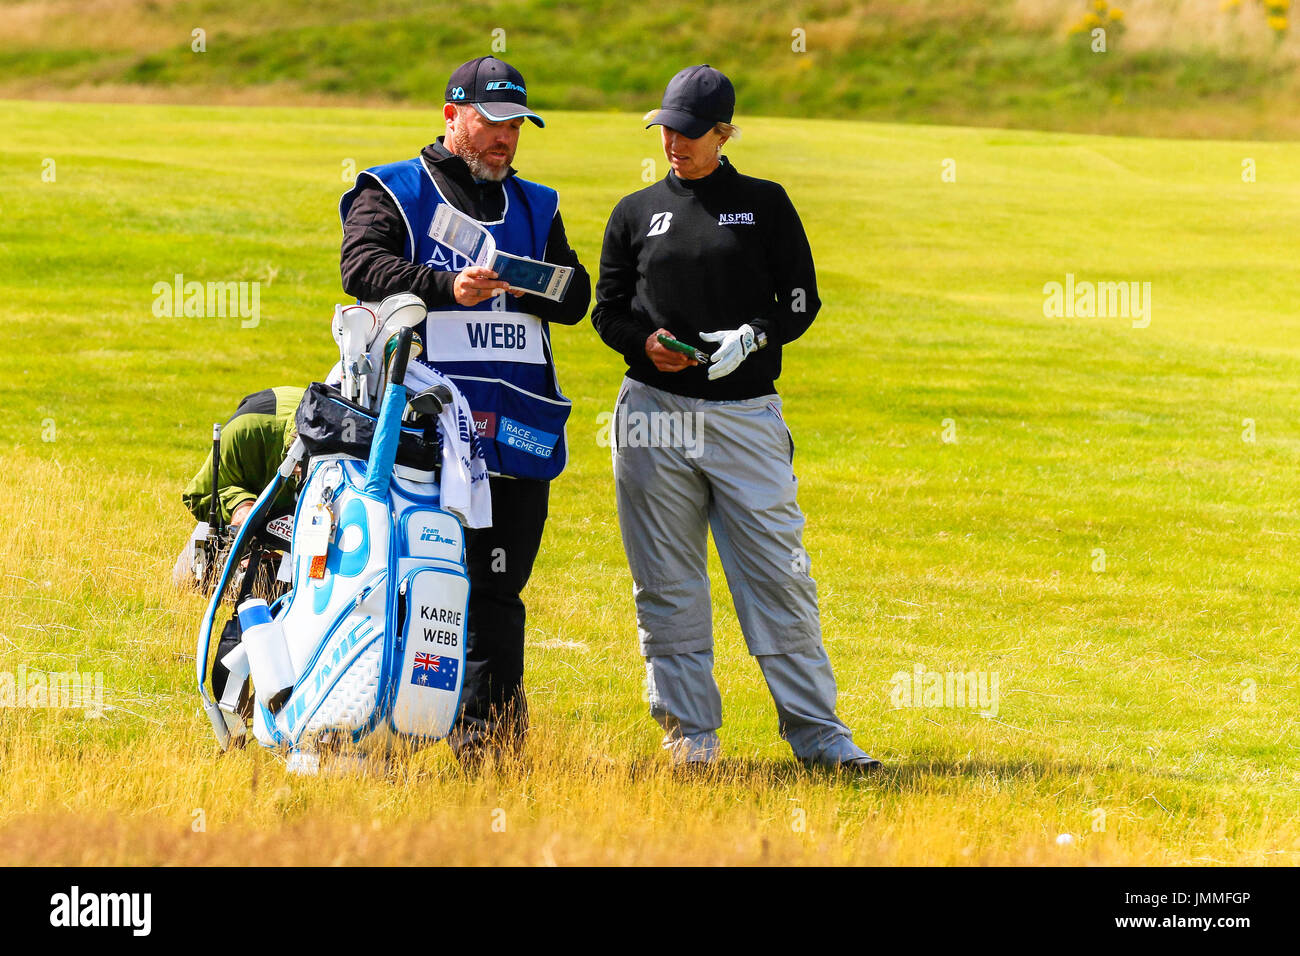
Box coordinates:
[445,56,544,128]
[645,65,735,139]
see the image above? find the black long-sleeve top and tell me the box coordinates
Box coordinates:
[340,138,590,325]
[590,156,821,399]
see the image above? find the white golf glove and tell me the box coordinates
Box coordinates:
[700,324,757,380]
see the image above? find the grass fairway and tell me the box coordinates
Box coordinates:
[1,99,1298,865]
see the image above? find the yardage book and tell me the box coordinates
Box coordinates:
[429,204,574,303]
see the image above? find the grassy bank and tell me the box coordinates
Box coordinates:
[2,0,1300,139]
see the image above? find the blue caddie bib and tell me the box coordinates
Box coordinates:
[340,156,570,481]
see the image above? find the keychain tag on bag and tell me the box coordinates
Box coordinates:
[295,502,333,558]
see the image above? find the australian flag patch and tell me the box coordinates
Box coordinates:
[410,652,458,691]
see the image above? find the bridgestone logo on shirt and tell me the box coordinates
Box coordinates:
[718,212,755,225]
[646,212,673,237]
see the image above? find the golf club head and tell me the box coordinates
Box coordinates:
[407,384,453,419]
[340,304,376,341]
[335,304,376,402]
[373,331,423,406]
[363,293,427,406]
[371,293,427,348]
[384,329,423,372]
[332,303,376,345]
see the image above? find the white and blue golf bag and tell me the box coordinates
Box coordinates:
[197,329,470,768]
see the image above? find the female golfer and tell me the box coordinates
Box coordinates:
[592,65,880,772]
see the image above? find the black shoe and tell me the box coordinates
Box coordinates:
[841,755,884,774]
[800,755,884,774]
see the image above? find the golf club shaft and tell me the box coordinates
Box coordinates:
[209,424,222,536]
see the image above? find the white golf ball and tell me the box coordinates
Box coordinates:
[1056,833,1075,846]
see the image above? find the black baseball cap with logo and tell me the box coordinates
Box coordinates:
[644,64,735,139]
[445,56,545,127]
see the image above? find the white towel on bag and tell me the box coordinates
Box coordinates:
[403,359,493,529]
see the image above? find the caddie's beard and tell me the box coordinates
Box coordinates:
[451,125,512,182]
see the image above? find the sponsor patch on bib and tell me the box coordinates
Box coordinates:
[472,411,498,439]
[499,416,557,459]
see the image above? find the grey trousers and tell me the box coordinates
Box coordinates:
[612,377,867,764]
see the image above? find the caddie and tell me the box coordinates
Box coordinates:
[592,65,880,773]
[339,56,590,767]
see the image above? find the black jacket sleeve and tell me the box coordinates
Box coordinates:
[340,183,456,306]
[749,185,820,348]
[591,199,654,363]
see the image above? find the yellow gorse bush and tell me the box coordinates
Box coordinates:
[1265,0,1290,34]
[1068,1,1125,38]
[1223,0,1290,35]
